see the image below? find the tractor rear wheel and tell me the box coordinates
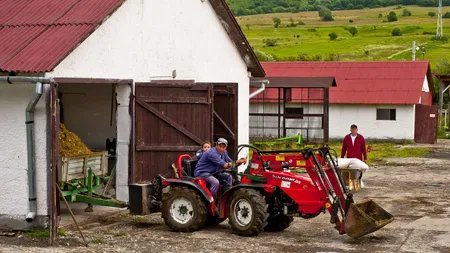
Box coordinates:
[228,188,268,236]
[162,186,207,232]
[265,213,294,232]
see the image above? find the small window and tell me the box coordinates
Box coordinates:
[376,109,396,120]
[285,107,304,119]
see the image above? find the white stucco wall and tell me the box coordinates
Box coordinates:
[0,83,49,228]
[58,83,116,150]
[47,0,251,201]
[329,104,415,140]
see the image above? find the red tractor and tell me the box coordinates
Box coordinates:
[131,145,393,238]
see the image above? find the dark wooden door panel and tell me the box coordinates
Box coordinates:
[414,104,437,144]
[134,83,212,182]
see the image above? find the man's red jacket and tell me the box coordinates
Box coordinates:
[341,134,367,161]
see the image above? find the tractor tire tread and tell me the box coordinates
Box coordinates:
[265,214,294,232]
[229,188,268,237]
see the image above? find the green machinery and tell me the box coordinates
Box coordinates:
[58,152,126,209]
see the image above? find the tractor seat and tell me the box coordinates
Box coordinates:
[181,159,197,178]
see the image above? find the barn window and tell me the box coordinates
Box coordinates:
[285,107,304,119]
[376,109,396,120]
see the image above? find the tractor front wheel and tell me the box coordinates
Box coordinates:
[162,186,207,232]
[228,188,268,236]
[265,213,294,232]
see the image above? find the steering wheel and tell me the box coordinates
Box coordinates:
[236,144,266,172]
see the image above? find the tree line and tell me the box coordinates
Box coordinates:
[227,0,450,16]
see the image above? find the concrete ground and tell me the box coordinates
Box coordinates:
[0,140,449,253]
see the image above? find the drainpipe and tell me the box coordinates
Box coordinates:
[249,79,269,99]
[0,76,54,222]
[25,82,44,222]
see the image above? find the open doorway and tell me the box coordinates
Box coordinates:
[57,82,119,212]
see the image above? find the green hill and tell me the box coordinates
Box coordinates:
[227,0,450,16]
[236,6,450,68]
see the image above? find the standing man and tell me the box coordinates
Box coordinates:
[194,138,246,199]
[341,124,367,162]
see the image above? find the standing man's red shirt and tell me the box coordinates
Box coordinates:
[341,134,367,161]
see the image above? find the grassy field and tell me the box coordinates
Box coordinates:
[237,6,450,68]
[251,141,431,166]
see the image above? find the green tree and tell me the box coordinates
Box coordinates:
[318,7,331,18]
[402,8,412,16]
[273,17,281,28]
[428,11,436,17]
[349,26,358,36]
[387,11,398,22]
[434,59,450,75]
[391,27,402,36]
[329,32,338,40]
[323,12,334,21]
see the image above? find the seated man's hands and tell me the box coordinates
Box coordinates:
[236,157,247,165]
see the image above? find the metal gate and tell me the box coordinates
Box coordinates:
[414,104,437,144]
[133,82,237,182]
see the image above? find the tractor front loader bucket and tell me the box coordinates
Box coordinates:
[344,199,394,239]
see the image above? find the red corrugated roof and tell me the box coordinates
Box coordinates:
[0,0,125,73]
[258,61,432,105]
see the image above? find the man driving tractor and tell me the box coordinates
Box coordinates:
[194,138,247,200]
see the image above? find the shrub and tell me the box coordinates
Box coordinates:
[263,38,278,47]
[402,9,411,16]
[392,27,402,36]
[387,11,398,22]
[273,17,281,28]
[428,11,436,17]
[349,26,358,36]
[323,12,334,21]
[349,19,354,23]
[318,7,333,21]
[329,32,338,40]
[318,7,331,18]
[254,50,275,61]
[444,12,450,18]
[307,28,317,32]
[378,13,383,18]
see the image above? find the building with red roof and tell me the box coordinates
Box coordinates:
[250,61,436,142]
[0,0,264,230]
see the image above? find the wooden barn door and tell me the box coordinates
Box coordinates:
[133,82,213,182]
[414,104,438,144]
[211,83,238,158]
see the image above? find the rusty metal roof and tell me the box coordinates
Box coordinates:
[0,0,125,73]
[0,0,265,77]
[256,61,433,105]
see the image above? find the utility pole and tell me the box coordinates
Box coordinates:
[437,0,443,38]
[412,41,416,61]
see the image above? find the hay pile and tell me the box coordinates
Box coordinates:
[59,123,92,157]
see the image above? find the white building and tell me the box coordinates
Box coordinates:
[250,61,435,143]
[0,0,264,230]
